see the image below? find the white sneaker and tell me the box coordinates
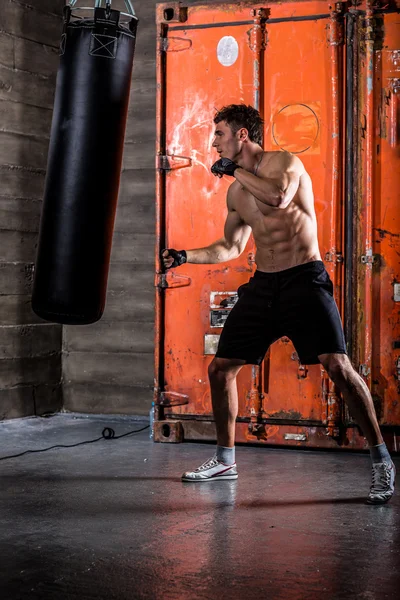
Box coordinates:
[367,460,396,504]
[182,455,238,482]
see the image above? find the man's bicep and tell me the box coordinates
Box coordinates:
[267,156,303,208]
[279,170,301,207]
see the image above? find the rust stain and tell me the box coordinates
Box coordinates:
[266,409,303,420]
[247,424,280,441]
[373,228,400,240]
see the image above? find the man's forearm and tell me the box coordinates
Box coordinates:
[186,241,238,264]
[234,168,283,208]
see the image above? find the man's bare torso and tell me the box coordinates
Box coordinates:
[230,150,321,272]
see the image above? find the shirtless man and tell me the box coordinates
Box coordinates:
[162,104,395,504]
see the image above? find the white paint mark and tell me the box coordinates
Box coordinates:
[201,186,214,201]
[170,95,216,169]
[217,36,239,67]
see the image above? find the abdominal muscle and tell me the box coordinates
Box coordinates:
[253,220,321,272]
[234,179,322,273]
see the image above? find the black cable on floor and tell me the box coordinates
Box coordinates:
[0,425,150,461]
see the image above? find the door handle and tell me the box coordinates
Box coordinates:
[155,272,191,289]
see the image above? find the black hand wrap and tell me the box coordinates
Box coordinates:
[162,249,187,269]
[211,158,239,177]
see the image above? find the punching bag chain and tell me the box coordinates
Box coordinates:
[68,0,136,19]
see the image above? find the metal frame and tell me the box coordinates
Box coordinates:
[344,10,355,362]
[68,0,137,19]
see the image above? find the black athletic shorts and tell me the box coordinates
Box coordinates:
[215,260,347,365]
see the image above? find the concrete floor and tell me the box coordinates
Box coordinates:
[0,415,399,600]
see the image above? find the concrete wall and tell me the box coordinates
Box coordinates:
[62,1,158,416]
[0,0,64,419]
[0,0,158,419]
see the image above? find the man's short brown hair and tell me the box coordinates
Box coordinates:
[214,104,264,146]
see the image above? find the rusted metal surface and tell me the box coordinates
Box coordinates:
[178,419,400,451]
[155,0,400,449]
[357,0,376,390]
[360,7,400,426]
[353,4,400,428]
[154,420,184,442]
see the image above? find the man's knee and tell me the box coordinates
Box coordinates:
[208,357,245,385]
[318,353,354,384]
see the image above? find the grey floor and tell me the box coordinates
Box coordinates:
[0,415,399,600]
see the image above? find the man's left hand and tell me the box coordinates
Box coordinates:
[211,158,239,178]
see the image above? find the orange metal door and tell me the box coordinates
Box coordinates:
[354,9,400,429]
[155,2,265,429]
[256,2,345,444]
[155,0,400,451]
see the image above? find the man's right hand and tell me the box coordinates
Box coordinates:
[211,158,239,178]
[161,249,187,270]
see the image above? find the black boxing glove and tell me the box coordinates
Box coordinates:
[161,249,187,269]
[211,157,239,178]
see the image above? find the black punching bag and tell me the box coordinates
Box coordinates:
[32,5,138,324]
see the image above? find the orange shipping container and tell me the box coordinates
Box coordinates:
[154,0,400,450]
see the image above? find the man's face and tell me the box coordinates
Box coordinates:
[212,120,243,161]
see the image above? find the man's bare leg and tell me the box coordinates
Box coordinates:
[318,353,383,446]
[181,357,245,481]
[319,353,395,503]
[208,357,246,448]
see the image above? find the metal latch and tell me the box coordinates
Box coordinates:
[158,391,189,407]
[156,273,168,289]
[157,154,192,171]
[155,272,191,289]
[247,24,268,53]
[158,37,192,52]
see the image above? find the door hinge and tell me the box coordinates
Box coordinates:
[157,154,192,171]
[395,357,400,380]
[325,251,343,264]
[291,352,309,378]
[360,250,377,264]
[155,273,168,289]
[247,251,256,267]
[155,272,191,289]
[359,364,371,377]
[321,373,341,437]
[298,365,308,379]
[158,36,192,53]
[326,11,344,46]
[325,392,341,438]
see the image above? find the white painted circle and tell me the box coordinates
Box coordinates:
[217,36,239,67]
